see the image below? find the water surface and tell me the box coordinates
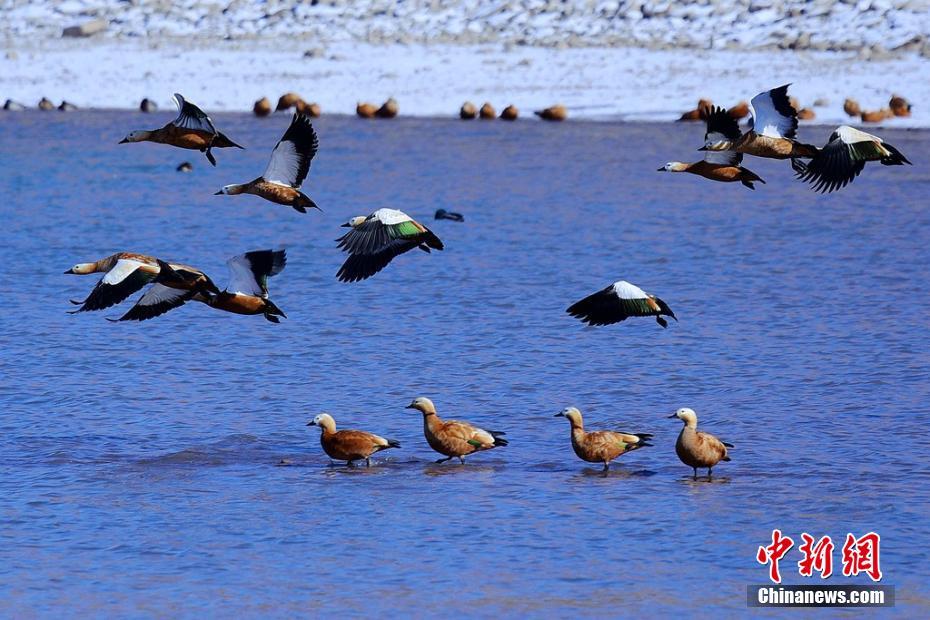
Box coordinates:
[1,111,928,616]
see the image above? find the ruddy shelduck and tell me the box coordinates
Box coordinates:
[111,259,220,322]
[376,97,398,118]
[843,98,861,117]
[307,413,400,467]
[356,102,377,118]
[791,125,911,193]
[215,113,320,213]
[535,104,567,121]
[191,249,288,323]
[889,94,911,117]
[119,93,243,166]
[678,98,713,121]
[500,104,518,121]
[276,92,302,112]
[460,101,477,119]
[405,397,507,464]
[479,102,496,119]
[659,106,765,190]
[671,408,732,480]
[555,407,652,471]
[567,280,677,328]
[253,97,272,117]
[336,209,443,282]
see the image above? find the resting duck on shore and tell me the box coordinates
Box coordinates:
[567,280,677,328]
[555,407,652,471]
[215,113,320,213]
[701,85,818,160]
[671,408,732,480]
[336,209,443,282]
[119,93,242,166]
[791,125,911,193]
[405,397,507,464]
[307,413,400,467]
[659,106,765,189]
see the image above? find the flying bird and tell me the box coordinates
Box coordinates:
[567,280,677,328]
[336,209,443,282]
[119,93,242,166]
[111,259,219,322]
[701,85,818,160]
[193,250,288,323]
[791,126,911,193]
[215,113,320,213]
[659,106,765,189]
[66,252,169,313]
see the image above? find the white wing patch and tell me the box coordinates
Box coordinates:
[611,280,649,300]
[225,254,262,296]
[749,90,794,139]
[836,125,880,145]
[373,208,413,225]
[102,259,147,285]
[262,140,301,187]
[471,427,495,446]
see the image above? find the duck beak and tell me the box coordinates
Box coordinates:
[554,412,565,417]
[118,138,129,144]
[656,167,665,171]
[64,268,74,274]
[340,222,351,228]
[214,190,224,195]
[696,146,708,151]
[668,413,679,419]
[404,403,416,410]
[306,421,316,426]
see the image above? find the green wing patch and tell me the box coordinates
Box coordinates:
[390,220,423,239]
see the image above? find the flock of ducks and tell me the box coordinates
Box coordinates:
[58,82,914,478]
[306,399,730,479]
[663,85,911,193]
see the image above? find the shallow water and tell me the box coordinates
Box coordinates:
[1,111,928,616]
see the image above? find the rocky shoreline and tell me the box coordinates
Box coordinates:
[4,0,930,59]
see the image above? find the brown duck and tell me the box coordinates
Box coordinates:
[405,397,507,464]
[555,407,652,471]
[671,408,732,480]
[307,413,400,467]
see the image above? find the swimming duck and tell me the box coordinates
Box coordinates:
[843,98,861,117]
[889,94,911,117]
[356,102,377,118]
[567,280,677,328]
[479,102,496,119]
[192,249,288,323]
[111,259,219,322]
[500,104,518,121]
[66,252,162,313]
[140,98,158,113]
[38,97,55,111]
[405,397,507,464]
[376,97,398,118]
[253,97,272,117]
[658,106,765,190]
[58,101,77,112]
[791,125,911,193]
[215,112,319,213]
[555,407,652,471]
[307,413,401,467]
[535,104,567,121]
[336,209,443,282]
[671,408,732,480]
[276,92,302,112]
[702,85,818,160]
[434,208,464,222]
[460,101,477,119]
[678,98,713,121]
[4,99,25,111]
[119,93,243,166]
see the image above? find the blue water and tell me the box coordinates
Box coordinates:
[1,111,928,616]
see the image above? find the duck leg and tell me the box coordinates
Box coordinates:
[459,456,466,464]
[707,467,713,480]
[435,456,453,464]
[365,457,372,468]
[603,462,610,471]
[693,467,698,481]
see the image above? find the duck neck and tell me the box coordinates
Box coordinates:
[224,183,249,196]
[422,411,441,434]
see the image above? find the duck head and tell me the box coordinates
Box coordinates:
[554,406,583,427]
[405,397,436,415]
[65,262,97,275]
[658,162,688,172]
[307,413,336,433]
[670,407,698,428]
[214,184,247,196]
[341,216,367,228]
[119,130,150,144]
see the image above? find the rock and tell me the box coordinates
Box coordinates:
[62,19,108,38]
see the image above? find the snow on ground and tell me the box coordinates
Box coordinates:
[1,38,928,127]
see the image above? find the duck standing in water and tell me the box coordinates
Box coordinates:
[670,408,732,480]
[335,209,443,282]
[119,93,243,166]
[215,113,320,213]
[658,106,765,190]
[554,407,652,471]
[567,280,677,328]
[405,397,508,464]
[307,413,401,467]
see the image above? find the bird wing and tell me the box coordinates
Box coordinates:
[114,284,195,321]
[225,249,287,297]
[748,84,798,140]
[261,113,319,188]
[703,106,743,166]
[790,125,906,193]
[336,240,419,282]
[170,93,217,135]
[443,420,495,449]
[332,430,388,454]
[697,431,730,461]
[336,212,427,255]
[566,281,659,326]
[71,259,156,312]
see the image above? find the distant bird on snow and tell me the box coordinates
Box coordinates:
[567,280,677,328]
[336,209,443,282]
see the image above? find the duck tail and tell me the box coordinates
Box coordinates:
[216,132,245,150]
[424,229,444,251]
[722,455,732,462]
[154,259,180,282]
[489,430,508,447]
[263,299,287,322]
[881,142,911,166]
[386,438,401,449]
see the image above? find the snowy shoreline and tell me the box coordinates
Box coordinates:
[2,38,929,127]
